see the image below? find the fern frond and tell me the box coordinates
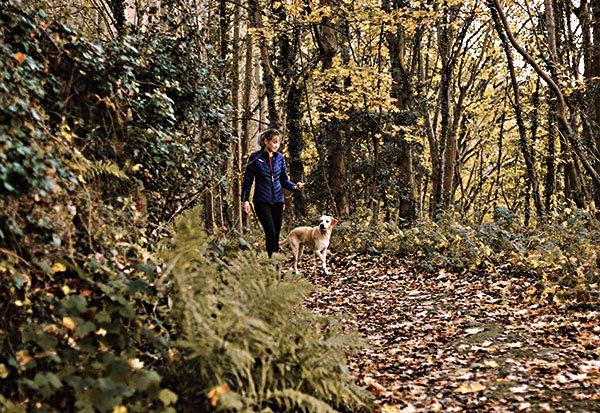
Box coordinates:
[266,389,339,413]
[83,160,130,181]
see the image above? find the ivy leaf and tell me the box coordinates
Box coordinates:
[30,372,63,398]
[134,370,161,393]
[76,321,97,338]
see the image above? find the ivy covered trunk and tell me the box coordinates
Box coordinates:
[278,11,307,217]
[432,9,455,216]
[316,0,350,218]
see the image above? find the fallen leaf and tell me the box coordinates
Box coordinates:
[482,360,499,368]
[510,384,529,393]
[465,327,485,335]
[518,402,531,410]
[454,382,486,394]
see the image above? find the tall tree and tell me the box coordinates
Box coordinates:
[231,3,243,231]
[383,0,417,224]
[314,0,350,217]
[275,4,307,217]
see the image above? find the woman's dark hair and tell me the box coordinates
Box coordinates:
[257,129,281,148]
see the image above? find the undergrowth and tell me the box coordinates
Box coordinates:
[335,208,599,306]
[158,207,374,412]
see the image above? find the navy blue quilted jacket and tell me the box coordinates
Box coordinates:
[242,150,297,204]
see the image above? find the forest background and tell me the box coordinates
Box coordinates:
[0,0,599,411]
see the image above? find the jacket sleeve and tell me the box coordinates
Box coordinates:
[279,155,297,191]
[241,153,257,202]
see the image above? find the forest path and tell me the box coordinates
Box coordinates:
[297,253,600,412]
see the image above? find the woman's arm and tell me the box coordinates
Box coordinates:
[279,155,303,191]
[241,153,257,204]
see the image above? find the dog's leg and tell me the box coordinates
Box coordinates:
[315,249,329,275]
[291,244,300,274]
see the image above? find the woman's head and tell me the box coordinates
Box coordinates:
[258,129,281,153]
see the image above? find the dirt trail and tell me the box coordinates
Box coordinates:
[299,253,600,412]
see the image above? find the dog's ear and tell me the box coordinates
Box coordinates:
[331,217,338,226]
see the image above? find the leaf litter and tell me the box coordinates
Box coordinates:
[293,252,600,412]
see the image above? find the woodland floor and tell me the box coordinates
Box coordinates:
[289,252,600,413]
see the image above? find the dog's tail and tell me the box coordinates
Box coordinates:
[279,237,289,249]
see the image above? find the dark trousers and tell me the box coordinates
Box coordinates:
[254,202,284,258]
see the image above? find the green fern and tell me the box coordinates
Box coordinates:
[158,206,374,412]
[83,160,130,181]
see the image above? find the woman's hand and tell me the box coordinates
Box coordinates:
[295,182,305,190]
[243,201,251,214]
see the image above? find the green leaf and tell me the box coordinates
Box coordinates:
[134,370,161,393]
[59,295,88,315]
[76,321,96,338]
[35,332,58,351]
[158,388,178,406]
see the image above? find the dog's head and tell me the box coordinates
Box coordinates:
[318,215,338,231]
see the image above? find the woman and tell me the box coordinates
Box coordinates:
[242,129,304,257]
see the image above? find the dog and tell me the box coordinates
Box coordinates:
[279,215,338,275]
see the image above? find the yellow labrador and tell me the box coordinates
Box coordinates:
[279,215,338,275]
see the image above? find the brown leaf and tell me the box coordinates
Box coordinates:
[454,382,486,394]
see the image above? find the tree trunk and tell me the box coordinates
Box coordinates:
[241,13,254,229]
[277,8,307,217]
[591,0,600,208]
[231,3,242,231]
[110,0,126,35]
[204,190,215,231]
[314,0,350,217]
[250,0,280,128]
[384,0,417,225]
[434,7,454,216]
[545,102,557,212]
[286,83,307,216]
